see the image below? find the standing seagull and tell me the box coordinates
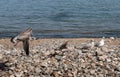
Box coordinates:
[95,37,105,47]
[81,39,95,49]
[11,28,33,56]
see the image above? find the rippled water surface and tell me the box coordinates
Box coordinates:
[0,0,120,38]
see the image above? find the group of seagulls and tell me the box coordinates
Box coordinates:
[10,28,107,56]
[81,37,105,49]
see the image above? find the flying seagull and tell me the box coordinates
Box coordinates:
[11,28,34,56]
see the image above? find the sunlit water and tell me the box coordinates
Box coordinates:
[0,0,120,38]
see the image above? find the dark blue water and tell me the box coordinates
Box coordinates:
[0,0,120,38]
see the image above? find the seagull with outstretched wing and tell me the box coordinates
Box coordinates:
[11,28,35,56]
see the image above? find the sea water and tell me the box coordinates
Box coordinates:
[0,0,120,38]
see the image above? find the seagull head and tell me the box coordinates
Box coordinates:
[90,39,95,45]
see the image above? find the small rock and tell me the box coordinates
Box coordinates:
[35,68,41,73]
[52,71,60,77]
[29,75,34,77]
[0,54,3,59]
[15,72,23,77]
[90,70,95,74]
[101,47,108,52]
[55,55,62,61]
[81,63,86,68]
[41,60,48,67]
[98,55,107,61]
[106,58,111,62]
[77,49,82,54]
[98,74,104,77]
[82,50,89,53]
[96,51,104,56]
[116,64,120,71]
[10,75,15,77]
[68,72,73,77]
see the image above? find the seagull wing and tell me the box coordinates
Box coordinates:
[95,42,100,47]
[59,41,68,50]
[23,40,29,56]
[19,28,32,36]
[18,28,32,40]
[81,44,91,49]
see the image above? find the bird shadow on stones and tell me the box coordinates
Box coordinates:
[0,61,9,71]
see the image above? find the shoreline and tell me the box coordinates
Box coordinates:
[0,37,119,46]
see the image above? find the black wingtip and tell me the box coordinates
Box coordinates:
[56,41,68,50]
[24,45,29,56]
[23,40,30,56]
[25,50,29,56]
[26,27,32,31]
[10,37,15,43]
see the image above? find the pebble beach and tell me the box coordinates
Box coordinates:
[0,38,120,77]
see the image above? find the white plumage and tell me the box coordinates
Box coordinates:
[12,36,19,43]
[81,39,95,49]
[95,37,105,47]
